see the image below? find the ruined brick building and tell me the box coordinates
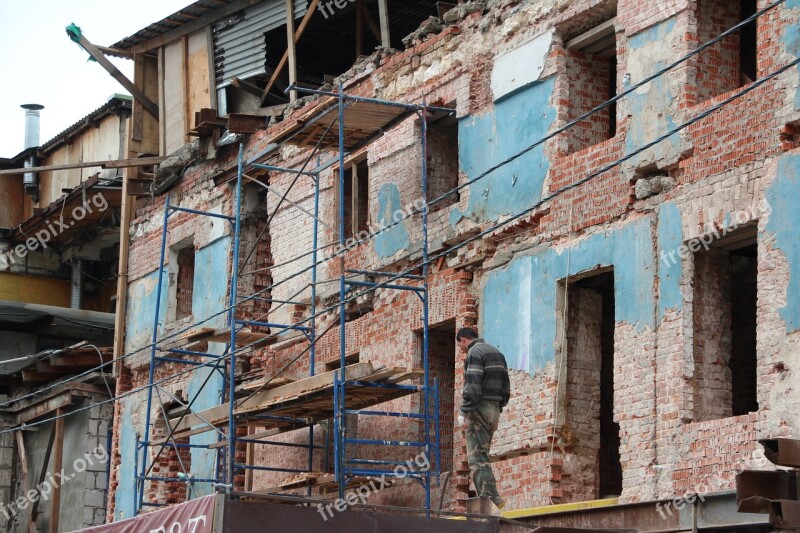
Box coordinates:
[24,0,800,530]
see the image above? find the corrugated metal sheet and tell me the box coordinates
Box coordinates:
[213,0,307,88]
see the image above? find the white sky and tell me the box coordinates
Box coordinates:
[0,0,192,157]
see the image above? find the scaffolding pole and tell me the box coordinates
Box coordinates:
[134,84,442,513]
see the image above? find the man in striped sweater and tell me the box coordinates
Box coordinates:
[456,327,511,510]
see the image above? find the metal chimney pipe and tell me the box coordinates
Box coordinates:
[20,104,43,203]
[21,104,44,149]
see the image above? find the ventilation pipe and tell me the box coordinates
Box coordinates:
[21,104,43,203]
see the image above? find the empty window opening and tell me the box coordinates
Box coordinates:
[425,108,459,210]
[692,228,758,421]
[563,15,618,154]
[175,245,195,321]
[340,158,370,240]
[421,321,456,473]
[563,270,622,499]
[695,0,758,101]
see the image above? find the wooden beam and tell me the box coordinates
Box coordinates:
[0,156,165,175]
[16,392,74,424]
[377,0,391,48]
[95,45,134,60]
[286,0,298,103]
[49,409,64,533]
[74,33,159,119]
[15,432,29,481]
[356,0,364,58]
[361,2,382,42]
[259,0,320,106]
[231,76,267,98]
[172,362,375,432]
[15,431,35,533]
[49,353,112,367]
[565,17,616,51]
[126,0,261,54]
[29,423,56,530]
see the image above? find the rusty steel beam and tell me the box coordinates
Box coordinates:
[761,438,800,468]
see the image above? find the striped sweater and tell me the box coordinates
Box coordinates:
[461,338,511,414]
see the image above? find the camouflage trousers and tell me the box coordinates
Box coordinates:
[464,401,502,505]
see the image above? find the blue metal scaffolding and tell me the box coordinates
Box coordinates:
[134,86,452,513]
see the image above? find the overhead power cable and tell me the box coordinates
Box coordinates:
[1,3,785,418]
[5,53,796,436]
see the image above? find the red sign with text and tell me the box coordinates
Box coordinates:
[74,495,217,533]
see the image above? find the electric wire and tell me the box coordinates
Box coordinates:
[4,53,796,436]
[2,8,787,424]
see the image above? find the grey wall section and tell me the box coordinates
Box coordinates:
[0,414,15,531]
[11,395,112,532]
[213,0,307,88]
[0,331,37,374]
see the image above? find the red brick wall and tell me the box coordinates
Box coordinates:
[693,0,742,102]
[692,249,733,422]
[556,47,615,155]
[108,0,800,519]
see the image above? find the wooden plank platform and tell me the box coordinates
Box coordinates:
[168,362,421,439]
[266,98,413,152]
[160,326,273,352]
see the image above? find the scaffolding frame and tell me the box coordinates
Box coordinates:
[134,85,454,513]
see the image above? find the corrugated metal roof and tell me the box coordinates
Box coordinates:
[213,0,306,88]
[39,95,132,154]
[111,0,247,51]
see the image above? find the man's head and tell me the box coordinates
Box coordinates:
[456,327,478,353]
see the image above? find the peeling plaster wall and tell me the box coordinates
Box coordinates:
[455,78,557,225]
[481,216,655,373]
[765,153,800,333]
[114,396,138,522]
[623,18,683,170]
[110,0,800,517]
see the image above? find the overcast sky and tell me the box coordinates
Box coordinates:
[0,0,192,157]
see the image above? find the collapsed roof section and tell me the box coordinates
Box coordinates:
[104,0,443,154]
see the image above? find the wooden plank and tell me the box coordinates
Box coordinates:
[565,17,616,51]
[378,0,391,48]
[260,0,320,105]
[356,0,364,58]
[0,156,166,175]
[22,370,66,383]
[183,35,191,146]
[16,432,29,479]
[361,1,382,42]
[29,423,56,529]
[172,362,375,432]
[286,0,297,103]
[75,33,158,119]
[49,408,64,533]
[239,376,294,392]
[208,428,282,450]
[15,431,35,533]
[16,391,83,424]
[48,353,112,367]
